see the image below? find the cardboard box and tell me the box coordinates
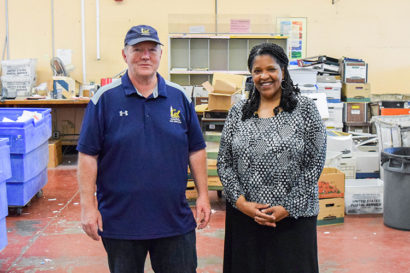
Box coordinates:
[318,198,344,226]
[212,72,246,91]
[342,62,368,83]
[213,79,236,94]
[344,122,372,134]
[317,82,342,102]
[53,76,80,98]
[343,102,369,123]
[207,92,234,111]
[202,80,239,111]
[48,139,62,168]
[202,73,245,111]
[342,83,371,101]
[318,167,345,199]
[381,108,410,116]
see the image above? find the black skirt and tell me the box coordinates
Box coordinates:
[223,202,319,273]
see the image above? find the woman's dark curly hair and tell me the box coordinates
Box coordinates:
[241,42,300,121]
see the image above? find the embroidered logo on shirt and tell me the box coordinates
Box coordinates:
[169,106,181,123]
[119,110,128,116]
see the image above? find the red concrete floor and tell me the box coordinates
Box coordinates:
[1,165,409,273]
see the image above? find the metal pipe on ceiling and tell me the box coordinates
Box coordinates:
[96,0,100,60]
[51,0,55,58]
[3,0,10,60]
[215,0,218,35]
[81,0,87,83]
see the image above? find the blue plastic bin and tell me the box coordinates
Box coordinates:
[0,180,8,219]
[0,108,51,154]
[0,138,12,182]
[6,168,47,206]
[7,141,48,183]
[0,217,7,251]
[0,138,11,220]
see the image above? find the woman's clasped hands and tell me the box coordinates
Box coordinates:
[235,196,289,227]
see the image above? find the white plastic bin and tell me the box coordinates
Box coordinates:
[345,179,383,214]
[1,76,35,98]
[1,59,37,77]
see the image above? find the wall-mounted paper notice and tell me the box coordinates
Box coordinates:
[56,49,72,65]
[189,25,205,33]
[230,19,250,33]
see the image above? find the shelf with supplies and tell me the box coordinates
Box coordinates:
[168,34,288,86]
[201,110,229,196]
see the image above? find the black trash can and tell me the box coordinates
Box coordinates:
[381,147,410,231]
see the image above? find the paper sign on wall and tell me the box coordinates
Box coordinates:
[230,19,250,33]
[276,17,307,60]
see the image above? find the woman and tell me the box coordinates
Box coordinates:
[217,43,326,273]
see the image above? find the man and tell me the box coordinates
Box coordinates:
[77,25,210,273]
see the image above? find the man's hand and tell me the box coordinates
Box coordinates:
[195,195,211,229]
[254,205,289,228]
[81,206,103,241]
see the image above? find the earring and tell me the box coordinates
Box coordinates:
[281,80,286,90]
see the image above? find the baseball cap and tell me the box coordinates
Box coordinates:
[124,25,163,46]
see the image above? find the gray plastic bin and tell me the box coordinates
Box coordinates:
[381,147,410,230]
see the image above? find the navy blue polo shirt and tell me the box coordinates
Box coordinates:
[77,72,205,240]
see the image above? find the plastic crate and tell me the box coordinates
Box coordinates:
[6,167,47,206]
[0,108,51,154]
[0,138,11,182]
[8,141,48,183]
[1,59,37,77]
[0,180,8,219]
[0,217,7,251]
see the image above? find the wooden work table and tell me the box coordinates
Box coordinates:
[0,98,90,106]
[0,98,91,145]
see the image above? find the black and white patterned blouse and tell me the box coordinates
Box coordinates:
[217,95,326,218]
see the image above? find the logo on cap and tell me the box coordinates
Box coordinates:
[140,27,150,35]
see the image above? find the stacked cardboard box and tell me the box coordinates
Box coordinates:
[201,73,245,111]
[340,60,372,133]
[317,167,345,226]
[343,101,372,133]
